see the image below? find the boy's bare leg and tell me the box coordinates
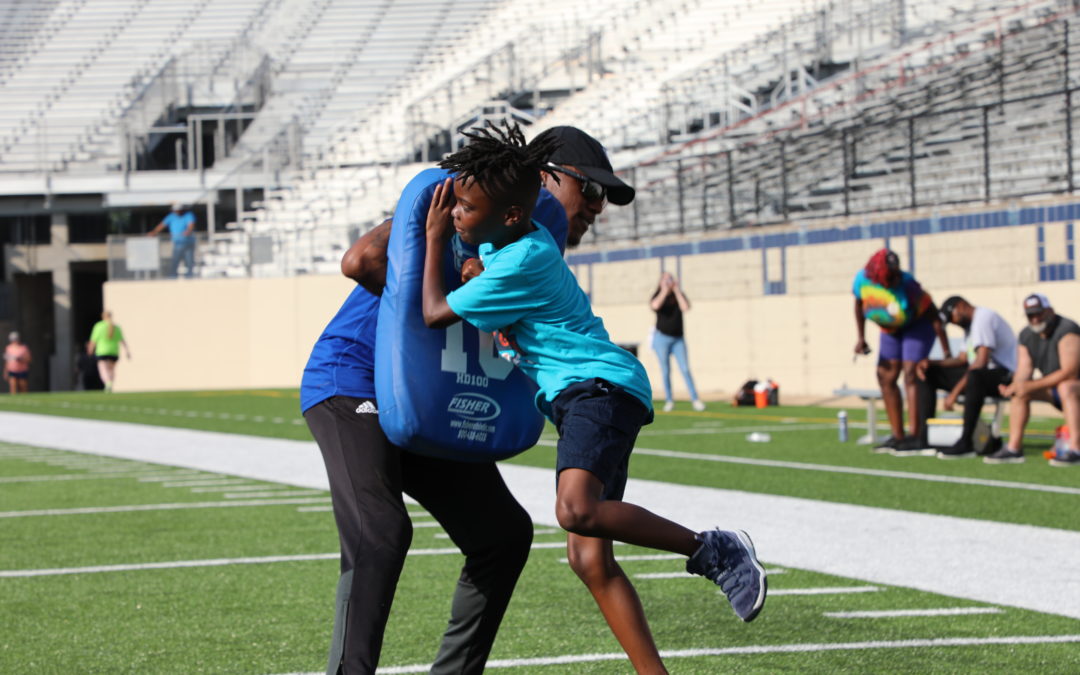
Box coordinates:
[557,469,766,624]
[566,533,667,675]
[555,468,698,556]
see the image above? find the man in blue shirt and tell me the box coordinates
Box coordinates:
[421,123,766,674]
[301,126,638,675]
[147,202,196,278]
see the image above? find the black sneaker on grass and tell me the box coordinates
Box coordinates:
[687,529,767,622]
[890,436,935,457]
[872,435,900,454]
[983,446,1025,464]
[937,440,976,460]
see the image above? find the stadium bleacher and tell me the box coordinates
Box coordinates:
[1,0,1078,279]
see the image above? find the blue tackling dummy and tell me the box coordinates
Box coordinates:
[376,168,568,461]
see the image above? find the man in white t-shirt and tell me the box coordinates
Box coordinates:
[908,295,1017,459]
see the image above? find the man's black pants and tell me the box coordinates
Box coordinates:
[916,365,1011,447]
[305,396,533,675]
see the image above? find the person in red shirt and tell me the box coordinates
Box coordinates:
[3,331,31,394]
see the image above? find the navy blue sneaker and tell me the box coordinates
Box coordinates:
[1050,449,1080,467]
[686,529,767,622]
[983,446,1024,464]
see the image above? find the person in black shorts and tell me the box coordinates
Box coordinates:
[995,293,1080,465]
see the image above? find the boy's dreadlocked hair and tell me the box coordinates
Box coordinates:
[438,120,560,204]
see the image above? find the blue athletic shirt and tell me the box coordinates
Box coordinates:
[163,211,196,241]
[446,225,652,418]
[300,285,379,412]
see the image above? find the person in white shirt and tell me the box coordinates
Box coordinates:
[910,296,1016,459]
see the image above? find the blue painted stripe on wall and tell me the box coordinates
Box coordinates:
[564,202,1080,275]
[698,238,743,253]
[566,252,603,265]
[652,243,694,257]
[911,219,931,235]
[606,248,645,262]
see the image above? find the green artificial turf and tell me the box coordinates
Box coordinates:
[2,393,1080,673]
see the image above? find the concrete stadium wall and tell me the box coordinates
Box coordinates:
[104,198,1080,399]
[103,275,355,393]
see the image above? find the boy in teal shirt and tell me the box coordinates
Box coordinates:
[421,122,766,673]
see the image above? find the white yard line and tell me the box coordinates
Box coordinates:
[1,411,1079,621]
[0,541,584,578]
[0,553,341,577]
[365,635,1080,673]
[638,423,832,436]
[137,473,212,482]
[0,497,331,518]
[589,442,1080,497]
[222,490,325,499]
[190,485,278,493]
[825,607,1004,619]
[163,479,254,488]
[769,586,882,596]
[0,470,203,484]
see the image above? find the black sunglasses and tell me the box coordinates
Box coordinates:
[546,164,607,203]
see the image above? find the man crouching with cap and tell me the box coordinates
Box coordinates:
[995,293,1080,465]
[913,295,1016,460]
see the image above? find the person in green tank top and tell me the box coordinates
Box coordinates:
[88,311,131,392]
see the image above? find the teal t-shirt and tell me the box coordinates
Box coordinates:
[446,225,652,418]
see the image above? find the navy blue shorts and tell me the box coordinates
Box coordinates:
[550,378,653,501]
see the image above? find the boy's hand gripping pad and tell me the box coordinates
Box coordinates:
[375,168,568,461]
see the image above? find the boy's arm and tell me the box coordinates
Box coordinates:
[341,218,392,294]
[422,178,462,328]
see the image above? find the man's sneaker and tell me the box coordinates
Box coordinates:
[937,440,975,460]
[983,446,1025,464]
[686,529,767,622]
[663,400,675,412]
[872,436,900,454]
[890,436,936,457]
[692,399,706,412]
[1049,449,1080,467]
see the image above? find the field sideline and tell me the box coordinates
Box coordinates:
[2,391,1079,673]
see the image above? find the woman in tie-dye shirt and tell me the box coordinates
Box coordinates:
[853,249,950,453]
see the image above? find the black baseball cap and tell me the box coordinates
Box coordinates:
[939,295,964,323]
[1023,293,1052,315]
[534,126,635,205]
